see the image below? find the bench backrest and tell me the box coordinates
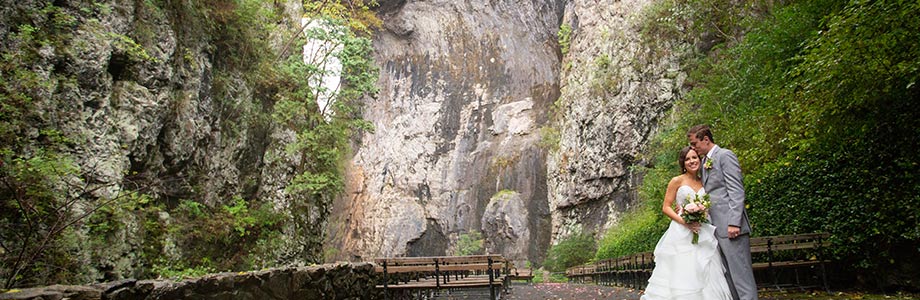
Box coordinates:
[750,232,831,254]
[373,255,507,274]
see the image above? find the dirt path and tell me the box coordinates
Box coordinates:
[506,283,642,300]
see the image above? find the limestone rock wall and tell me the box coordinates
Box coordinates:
[548,0,688,240]
[481,191,532,266]
[332,0,689,263]
[328,0,564,264]
[1,0,689,280]
[0,0,324,283]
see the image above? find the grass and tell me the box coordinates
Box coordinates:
[761,290,920,300]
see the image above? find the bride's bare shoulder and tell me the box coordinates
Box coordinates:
[667,176,684,188]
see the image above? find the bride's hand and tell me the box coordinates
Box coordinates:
[684,222,701,233]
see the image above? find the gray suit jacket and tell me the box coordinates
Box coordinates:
[703,145,752,238]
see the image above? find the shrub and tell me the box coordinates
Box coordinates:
[748,93,920,281]
[456,230,484,256]
[558,23,572,56]
[542,231,596,272]
[595,207,664,260]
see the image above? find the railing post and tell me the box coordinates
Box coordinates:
[503,260,511,293]
[629,254,639,289]
[768,238,777,287]
[644,253,649,287]
[488,257,496,300]
[507,261,512,289]
[599,261,604,286]
[818,235,830,293]
[435,258,441,289]
[382,261,389,300]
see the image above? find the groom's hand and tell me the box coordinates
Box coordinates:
[727,225,741,239]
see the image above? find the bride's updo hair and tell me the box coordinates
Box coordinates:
[678,146,693,174]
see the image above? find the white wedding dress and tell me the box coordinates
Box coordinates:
[640,186,733,300]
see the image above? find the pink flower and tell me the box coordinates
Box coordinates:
[681,193,712,244]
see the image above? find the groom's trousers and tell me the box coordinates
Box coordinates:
[718,234,758,300]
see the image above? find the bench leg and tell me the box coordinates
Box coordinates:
[820,262,830,293]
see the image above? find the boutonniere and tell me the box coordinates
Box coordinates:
[704,157,714,170]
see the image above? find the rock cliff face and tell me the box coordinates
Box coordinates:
[4,0,686,282]
[328,0,564,264]
[332,0,687,263]
[0,0,326,283]
[548,0,687,240]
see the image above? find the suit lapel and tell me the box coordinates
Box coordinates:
[703,146,720,187]
[702,160,709,186]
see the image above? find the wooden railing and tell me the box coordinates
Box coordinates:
[566,232,832,291]
[565,251,653,289]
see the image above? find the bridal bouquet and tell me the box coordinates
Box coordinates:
[681,193,711,244]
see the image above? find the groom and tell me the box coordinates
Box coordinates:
[688,125,758,300]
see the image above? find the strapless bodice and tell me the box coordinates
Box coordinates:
[676,185,706,206]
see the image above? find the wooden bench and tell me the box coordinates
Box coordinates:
[508,264,534,283]
[373,255,510,300]
[564,265,585,283]
[750,232,831,292]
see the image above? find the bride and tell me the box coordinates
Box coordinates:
[640,146,733,300]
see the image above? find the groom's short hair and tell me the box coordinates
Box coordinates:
[688,124,715,143]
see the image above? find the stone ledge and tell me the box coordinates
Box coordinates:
[1,262,378,300]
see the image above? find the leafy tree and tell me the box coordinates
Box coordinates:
[269,3,378,262]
